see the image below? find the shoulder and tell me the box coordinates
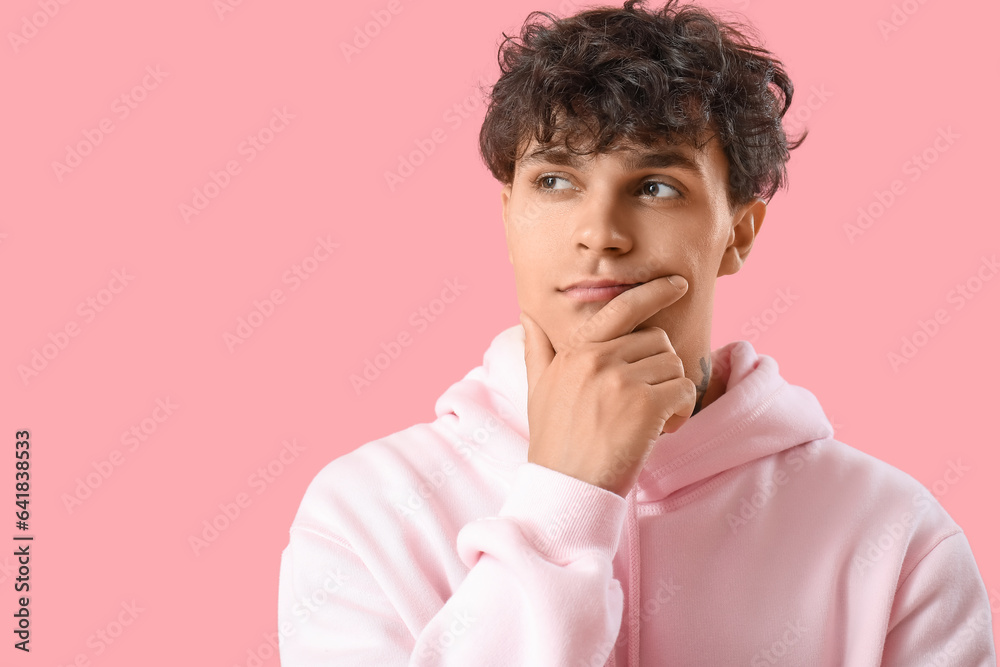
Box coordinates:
[799,439,951,510]
[288,422,442,538]
[781,438,966,577]
[789,438,956,520]
[286,416,513,551]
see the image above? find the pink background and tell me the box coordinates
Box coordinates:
[2,0,997,663]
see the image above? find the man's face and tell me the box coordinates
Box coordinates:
[501,130,766,363]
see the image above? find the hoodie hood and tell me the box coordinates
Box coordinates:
[434,324,835,503]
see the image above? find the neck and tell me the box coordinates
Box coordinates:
[691,352,725,416]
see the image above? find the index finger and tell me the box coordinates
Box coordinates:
[570,275,688,346]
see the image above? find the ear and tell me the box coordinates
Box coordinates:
[718,198,766,277]
[501,182,513,264]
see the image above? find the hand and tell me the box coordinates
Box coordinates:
[519,276,697,498]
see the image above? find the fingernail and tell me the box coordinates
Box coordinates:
[667,275,687,289]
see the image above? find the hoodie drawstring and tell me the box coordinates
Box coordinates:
[625,485,641,666]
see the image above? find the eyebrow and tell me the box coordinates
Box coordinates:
[518,144,705,179]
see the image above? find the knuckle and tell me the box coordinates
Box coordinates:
[608,369,630,394]
[659,353,683,379]
[570,344,604,377]
[685,377,698,399]
[646,326,669,346]
[680,378,698,412]
[638,382,658,408]
[580,346,603,373]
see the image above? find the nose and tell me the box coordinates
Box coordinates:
[570,190,633,254]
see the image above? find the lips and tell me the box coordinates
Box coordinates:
[561,278,645,290]
[560,281,644,302]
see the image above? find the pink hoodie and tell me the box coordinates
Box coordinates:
[277,324,997,666]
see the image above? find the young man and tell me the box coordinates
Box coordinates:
[278,1,996,664]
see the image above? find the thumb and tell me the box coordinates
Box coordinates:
[519,311,555,401]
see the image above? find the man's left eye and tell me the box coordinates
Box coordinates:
[541,175,573,190]
[642,181,680,198]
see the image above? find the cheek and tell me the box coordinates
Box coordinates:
[680,232,727,275]
[509,232,558,284]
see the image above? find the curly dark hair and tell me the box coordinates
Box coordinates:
[477,0,805,211]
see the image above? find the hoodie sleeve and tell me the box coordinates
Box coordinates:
[880,531,997,666]
[277,461,629,666]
